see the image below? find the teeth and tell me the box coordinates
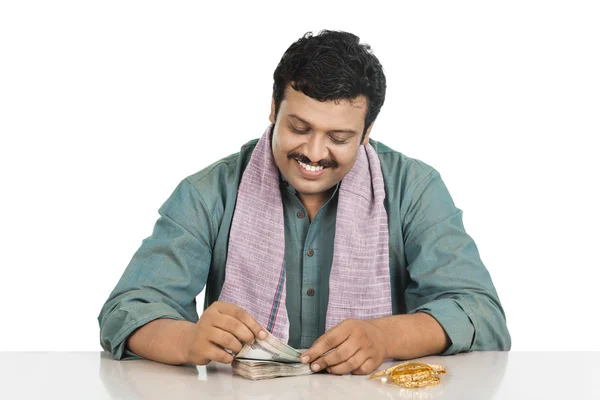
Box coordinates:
[297,160,324,172]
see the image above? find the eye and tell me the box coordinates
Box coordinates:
[330,136,349,144]
[290,124,310,134]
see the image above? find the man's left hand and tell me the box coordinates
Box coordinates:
[300,319,388,375]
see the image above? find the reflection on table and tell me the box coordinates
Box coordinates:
[98,351,509,400]
[2,352,600,399]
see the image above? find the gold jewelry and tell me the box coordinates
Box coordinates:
[369,362,446,389]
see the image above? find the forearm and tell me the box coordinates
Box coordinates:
[368,312,450,360]
[127,319,196,365]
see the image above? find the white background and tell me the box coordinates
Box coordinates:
[1,1,598,352]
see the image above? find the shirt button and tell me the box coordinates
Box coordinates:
[307,248,314,257]
[297,211,305,219]
[307,288,315,296]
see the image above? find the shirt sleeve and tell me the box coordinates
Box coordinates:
[97,178,215,360]
[402,170,511,354]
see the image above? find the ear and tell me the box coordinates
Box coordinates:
[361,122,375,145]
[269,95,276,125]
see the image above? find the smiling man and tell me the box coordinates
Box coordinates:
[99,30,511,375]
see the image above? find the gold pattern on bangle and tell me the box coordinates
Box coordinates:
[369,362,446,389]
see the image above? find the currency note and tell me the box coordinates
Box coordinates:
[235,330,302,363]
[232,359,313,380]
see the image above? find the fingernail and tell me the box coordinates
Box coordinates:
[301,355,309,363]
[259,331,267,339]
[311,363,320,372]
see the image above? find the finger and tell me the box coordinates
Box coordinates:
[206,344,235,364]
[310,338,360,371]
[328,350,369,375]
[208,327,244,354]
[212,314,255,346]
[217,302,268,340]
[301,325,350,365]
[189,342,234,365]
[351,358,377,375]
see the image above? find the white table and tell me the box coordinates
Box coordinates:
[1,351,598,399]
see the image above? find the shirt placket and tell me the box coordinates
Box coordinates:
[300,214,321,348]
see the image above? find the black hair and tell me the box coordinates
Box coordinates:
[273,30,386,141]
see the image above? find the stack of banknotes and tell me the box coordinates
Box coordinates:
[232,331,313,380]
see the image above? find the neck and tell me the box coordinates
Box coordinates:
[297,188,334,222]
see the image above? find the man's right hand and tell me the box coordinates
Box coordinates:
[186,301,267,366]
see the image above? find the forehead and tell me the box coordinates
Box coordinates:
[281,86,367,129]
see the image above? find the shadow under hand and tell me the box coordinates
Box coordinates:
[99,352,233,400]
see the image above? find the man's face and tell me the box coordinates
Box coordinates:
[270,86,373,200]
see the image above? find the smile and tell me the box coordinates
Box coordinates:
[296,159,325,172]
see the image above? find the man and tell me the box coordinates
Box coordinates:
[98,30,511,375]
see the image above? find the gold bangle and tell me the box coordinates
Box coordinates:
[369,362,446,389]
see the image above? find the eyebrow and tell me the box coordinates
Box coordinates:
[288,114,358,135]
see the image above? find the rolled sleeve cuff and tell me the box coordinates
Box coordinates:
[410,298,476,355]
[99,302,187,360]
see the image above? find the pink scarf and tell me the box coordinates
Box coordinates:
[218,126,392,343]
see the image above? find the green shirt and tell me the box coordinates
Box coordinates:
[98,138,511,359]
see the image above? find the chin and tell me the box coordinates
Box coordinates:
[294,180,336,195]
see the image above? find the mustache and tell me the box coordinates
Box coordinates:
[288,152,338,168]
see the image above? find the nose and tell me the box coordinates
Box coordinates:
[304,133,329,164]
